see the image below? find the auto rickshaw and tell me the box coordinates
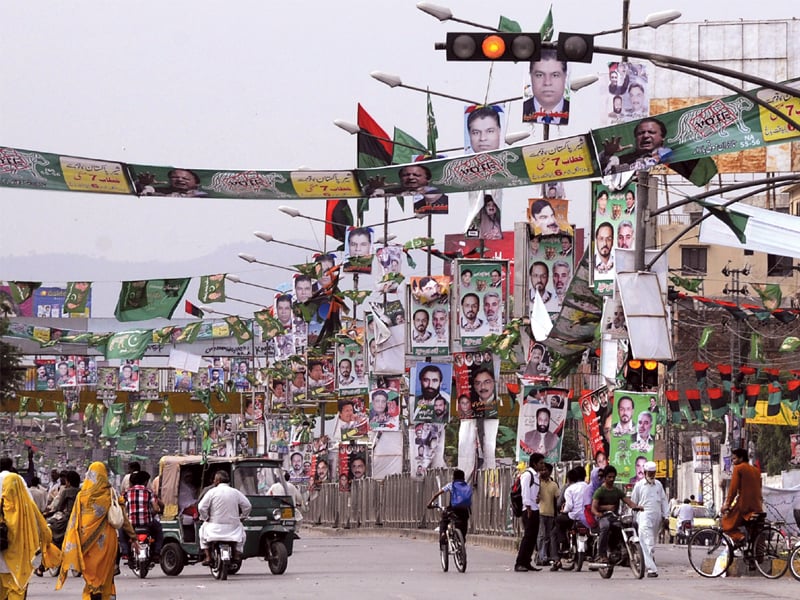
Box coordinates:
[157,455,299,576]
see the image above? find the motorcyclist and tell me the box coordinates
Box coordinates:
[198,470,252,565]
[120,470,164,568]
[591,465,642,563]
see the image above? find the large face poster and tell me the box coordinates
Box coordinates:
[592,181,637,295]
[528,232,574,316]
[408,275,451,356]
[455,260,508,348]
[411,362,453,424]
[522,48,571,125]
[464,104,506,154]
[343,226,374,274]
[609,390,655,485]
[453,352,498,419]
[368,376,402,431]
[34,359,56,391]
[410,422,447,479]
[306,354,335,400]
[517,385,569,463]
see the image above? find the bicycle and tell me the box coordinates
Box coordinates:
[784,508,800,581]
[687,512,789,578]
[428,502,467,573]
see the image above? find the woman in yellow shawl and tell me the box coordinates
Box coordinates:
[0,472,62,600]
[56,462,137,600]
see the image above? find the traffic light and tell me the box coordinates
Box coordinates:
[556,32,595,63]
[624,358,660,391]
[443,32,541,62]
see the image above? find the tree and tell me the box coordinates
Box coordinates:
[0,317,24,406]
[753,425,791,476]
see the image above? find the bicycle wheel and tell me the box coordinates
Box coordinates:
[688,528,733,578]
[452,529,467,573]
[789,543,800,581]
[753,526,789,579]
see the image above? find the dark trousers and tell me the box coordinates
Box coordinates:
[515,509,540,567]
[552,513,573,557]
[439,507,469,545]
[119,521,164,557]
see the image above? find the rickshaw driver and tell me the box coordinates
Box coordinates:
[198,470,252,565]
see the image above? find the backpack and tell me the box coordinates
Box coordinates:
[450,480,473,509]
[510,468,535,517]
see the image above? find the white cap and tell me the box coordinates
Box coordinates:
[644,461,657,472]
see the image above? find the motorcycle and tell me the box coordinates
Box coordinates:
[208,540,241,581]
[130,528,155,579]
[571,522,597,572]
[585,511,645,579]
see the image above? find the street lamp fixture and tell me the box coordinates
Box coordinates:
[237,253,300,272]
[371,71,481,105]
[570,74,600,92]
[416,2,500,32]
[375,234,398,245]
[593,10,682,36]
[253,231,320,253]
[226,274,283,294]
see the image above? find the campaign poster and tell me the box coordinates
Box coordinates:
[528,232,574,315]
[609,390,655,484]
[465,189,503,240]
[97,367,118,402]
[464,103,507,154]
[288,366,308,406]
[335,337,368,394]
[592,181,637,295]
[343,226,374,273]
[408,275,450,356]
[140,368,159,400]
[410,362,453,424]
[453,351,498,420]
[368,376,402,431]
[306,354,335,400]
[410,422,447,479]
[579,386,613,459]
[267,416,291,457]
[34,360,55,391]
[376,245,403,294]
[455,259,508,349]
[517,384,569,463]
[118,360,139,392]
[603,61,650,126]
[54,357,77,388]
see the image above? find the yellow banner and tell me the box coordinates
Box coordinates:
[747,400,799,426]
[289,171,361,198]
[60,157,131,193]
[521,135,595,182]
[756,82,800,143]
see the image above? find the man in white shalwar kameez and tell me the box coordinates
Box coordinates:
[198,470,252,565]
[630,461,669,577]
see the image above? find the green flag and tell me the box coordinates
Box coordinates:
[498,15,522,33]
[752,283,782,311]
[198,274,227,304]
[669,274,703,293]
[749,332,763,362]
[539,6,554,41]
[129,400,150,426]
[104,329,153,360]
[175,322,202,344]
[254,309,285,339]
[780,336,800,352]
[115,279,190,322]
[63,282,92,314]
[392,127,427,165]
[224,316,253,344]
[9,282,41,305]
[102,403,125,438]
[695,199,750,243]
[426,90,438,156]
[698,326,714,349]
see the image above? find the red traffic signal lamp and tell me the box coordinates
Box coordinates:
[556,32,595,63]
[443,32,541,62]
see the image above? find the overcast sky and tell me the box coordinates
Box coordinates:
[0,0,795,317]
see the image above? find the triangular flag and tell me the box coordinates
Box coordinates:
[539,5,554,41]
[696,199,750,243]
[224,316,253,344]
[529,289,553,341]
[668,157,718,187]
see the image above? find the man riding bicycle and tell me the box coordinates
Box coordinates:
[428,469,472,550]
[721,447,762,543]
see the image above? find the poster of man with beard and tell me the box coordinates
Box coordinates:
[517,384,569,463]
[411,362,452,424]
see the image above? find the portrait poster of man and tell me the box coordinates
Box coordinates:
[463,104,506,154]
[376,245,403,294]
[267,417,291,456]
[343,226,374,274]
[335,337,367,394]
[465,189,503,240]
[140,368,159,400]
[455,259,508,348]
[54,356,76,388]
[517,385,569,463]
[580,386,612,459]
[75,357,97,386]
[118,360,139,392]
[288,367,308,406]
[604,296,629,338]
[411,362,453,424]
[523,341,552,378]
[528,198,571,237]
[400,163,449,215]
[609,390,655,483]
[522,48,571,125]
[368,384,401,432]
[592,181,637,295]
[603,61,650,125]
[597,115,672,176]
[97,367,118,401]
[307,355,335,399]
[528,238,573,315]
[408,279,451,356]
[34,359,56,391]
[453,352,500,477]
[410,422,447,479]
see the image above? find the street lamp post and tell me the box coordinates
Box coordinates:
[253,232,320,254]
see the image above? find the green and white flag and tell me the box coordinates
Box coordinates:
[392,127,427,165]
[63,282,92,314]
[102,403,125,438]
[539,6,554,41]
[9,281,41,305]
[115,279,190,322]
[104,329,153,360]
[426,90,438,156]
[198,274,227,304]
[225,316,253,344]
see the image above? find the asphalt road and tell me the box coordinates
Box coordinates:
[26,530,798,600]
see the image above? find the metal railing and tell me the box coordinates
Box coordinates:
[306,466,524,538]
